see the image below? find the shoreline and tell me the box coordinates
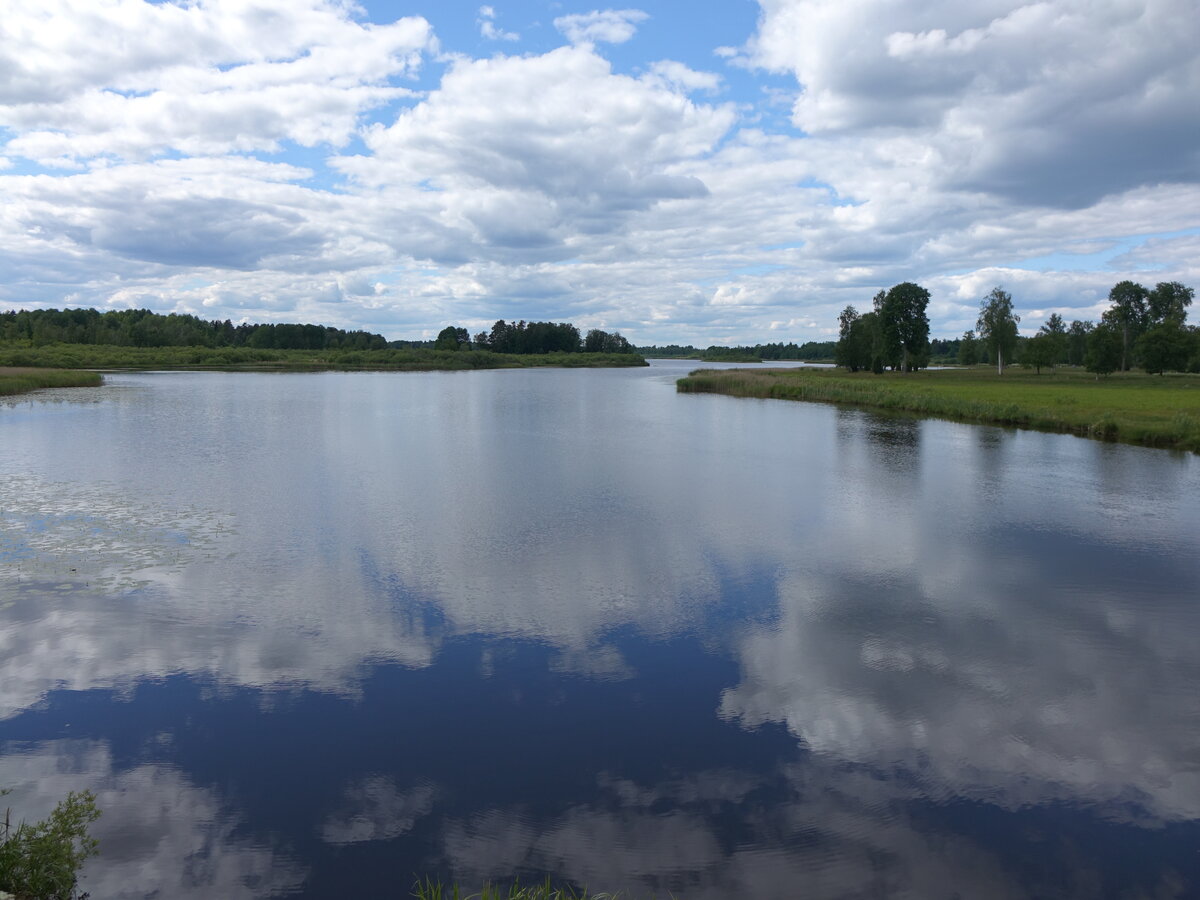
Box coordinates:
[0,345,648,373]
[677,366,1200,453]
[0,367,104,397]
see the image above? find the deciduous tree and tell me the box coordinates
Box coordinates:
[977,287,1020,374]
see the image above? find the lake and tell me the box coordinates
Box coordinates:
[2,361,1198,899]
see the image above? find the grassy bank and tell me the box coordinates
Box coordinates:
[677,366,1200,452]
[0,343,647,371]
[0,366,103,396]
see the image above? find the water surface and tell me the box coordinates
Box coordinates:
[2,362,1198,898]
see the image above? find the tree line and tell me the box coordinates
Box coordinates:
[836,280,1196,376]
[958,280,1196,376]
[433,320,637,355]
[0,307,388,351]
[0,308,642,357]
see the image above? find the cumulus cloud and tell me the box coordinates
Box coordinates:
[746,0,1200,208]
[478,5,519,41]
[335,45,732,259]
[0,0,1195,343]
[0,0,432,164]
[554,9,650,45]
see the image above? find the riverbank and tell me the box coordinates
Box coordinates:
[677,366,1200,452]
[0,344,647,371]
[0,367,103,397]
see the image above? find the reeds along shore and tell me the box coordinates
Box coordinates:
[0,367,103,396]
[677,366,1200,453]
[0,343,648,371]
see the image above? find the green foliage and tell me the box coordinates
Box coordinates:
[0,790,100,900]
[0,368,103,396]
[583,329,635,354]
[1067,319,1093,367]
[977,287,1020,374]
[1021,334,1058,373]
[1103,280,1150,371]
[1085,323,1123,377]
[1038,313,1068,364]
[1147,281,1194,326]
[1137,321,1196,375]
[435,326,471,352]
[0,344,646,372]
[677,366,1200,452]
[957,330,979,366]
[0,307,386,351]
[478,320,583,354]
[878,282,931,373]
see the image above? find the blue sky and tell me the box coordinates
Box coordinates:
[1,0,1196,342]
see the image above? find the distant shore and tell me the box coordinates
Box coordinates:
[0,367,104,397]
[0,344,648,373]
[677,366,1200,452]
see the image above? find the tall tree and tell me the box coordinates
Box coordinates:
[957,330,979,366]
[1137,321,1194,374]
[878,282,930,373]
[1067,320,1093,366]
[977,287,1020,374]
[1147,281,1194,326]
[835,306,863,371]
[1038,313,1068,365]
[1104,280,1149,371]
[1085,323,1123,378]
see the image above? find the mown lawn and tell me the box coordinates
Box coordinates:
[677,365,1200,452]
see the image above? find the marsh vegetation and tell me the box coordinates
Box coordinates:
[677,366,1200,451]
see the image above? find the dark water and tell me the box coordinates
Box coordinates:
[2,362,1198,899]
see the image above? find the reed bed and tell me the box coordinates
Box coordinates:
[0,344,647,371]
[677,366,1200,452]
[0,367,103,396]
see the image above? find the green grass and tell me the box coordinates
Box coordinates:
[0,343,648,372]
[677,365,1200,452]
[411,879,647,900]
[0,367,103,396]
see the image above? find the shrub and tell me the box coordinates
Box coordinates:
[0,790,100,900]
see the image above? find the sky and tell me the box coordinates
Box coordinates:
[0,0,1197,344]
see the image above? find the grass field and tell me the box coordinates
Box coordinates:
[677,365,1200,452]
[0,366,103,397]
[0,343,647,372]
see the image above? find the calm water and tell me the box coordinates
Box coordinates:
[2,362,1198,899]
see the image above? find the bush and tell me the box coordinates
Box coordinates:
[0,790,100,900]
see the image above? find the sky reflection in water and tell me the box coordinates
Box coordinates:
[1,363,1198,899]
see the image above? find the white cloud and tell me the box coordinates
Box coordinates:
[335,45,734,261]
[0,0,433,164]
[554,9,649,45]
[746,0,1200,207]
[478,5,519,41]
[0,0,1195,343]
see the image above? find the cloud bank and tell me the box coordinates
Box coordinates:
[0,0,1196,342]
